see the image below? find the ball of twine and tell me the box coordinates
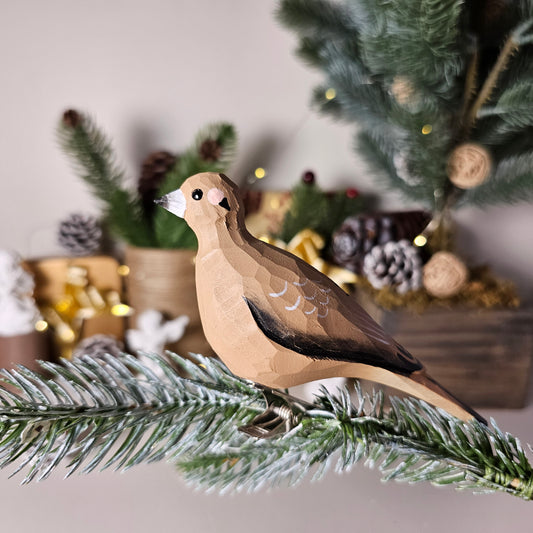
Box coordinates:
[447,143,491,189]
[423,251,468,298]
[390,76,416,106]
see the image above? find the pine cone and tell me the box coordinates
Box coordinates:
[57,214,102,256]
[332,217,376,273]
[331,211,430,274]
[199,139,222,162]
[62,109,81,128]
[72,334,124,359]
[138,151,176,211]
[363,240,422,294]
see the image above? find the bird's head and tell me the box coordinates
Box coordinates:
[155,172,244,234]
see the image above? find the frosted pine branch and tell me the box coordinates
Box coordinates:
[0,354,531,499]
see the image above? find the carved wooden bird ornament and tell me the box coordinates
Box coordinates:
[156,172,484,424]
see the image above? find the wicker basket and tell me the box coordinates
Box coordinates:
[124,246,212,356]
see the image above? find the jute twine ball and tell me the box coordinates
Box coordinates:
[423,251,468,298]
[390,76,416,106]
[447,143,491,189]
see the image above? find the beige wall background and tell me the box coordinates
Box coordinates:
[1,1,532,531]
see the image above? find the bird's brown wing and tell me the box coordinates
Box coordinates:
[244,276,422,375]
[243,256,422,376]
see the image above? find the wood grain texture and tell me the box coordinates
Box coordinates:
[358,292,533,408]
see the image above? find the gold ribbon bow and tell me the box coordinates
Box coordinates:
[260,229,357,292]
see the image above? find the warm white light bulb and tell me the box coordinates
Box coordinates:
[254,167,266,179]
[325,88,336,100]
[413,235,427,247]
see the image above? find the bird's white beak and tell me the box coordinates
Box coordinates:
[155,189,186,218]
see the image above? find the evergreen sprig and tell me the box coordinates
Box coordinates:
[0,354,262,483]
[58,111,237,249]
[57,112,154,247]
[277,181,364,245]
[0,354,532,500]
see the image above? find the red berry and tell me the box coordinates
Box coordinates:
[346,187,359,199]
[302,170,315,185]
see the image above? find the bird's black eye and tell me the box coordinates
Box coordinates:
[192,189,203,200]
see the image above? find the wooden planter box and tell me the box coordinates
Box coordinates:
[358,294,533,409]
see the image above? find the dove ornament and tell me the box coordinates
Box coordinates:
[157,172,485,424]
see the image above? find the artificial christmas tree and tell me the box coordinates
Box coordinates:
[277,0,533,250]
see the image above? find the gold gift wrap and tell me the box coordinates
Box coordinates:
[25,256,130,358]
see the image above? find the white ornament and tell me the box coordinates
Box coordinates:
[363,240,422,295]
[0,250,40,336]
[393,152,423,186]
[0,250,34,297]
[126,309,189,355]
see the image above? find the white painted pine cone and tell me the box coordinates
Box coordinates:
[57,214,102,256]
[363,240,422,294]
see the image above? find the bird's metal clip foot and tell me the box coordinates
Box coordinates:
[239,386,314,439]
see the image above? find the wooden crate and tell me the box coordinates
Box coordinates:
[358,294,533,409]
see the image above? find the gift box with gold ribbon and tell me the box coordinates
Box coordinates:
[25,256,130,358]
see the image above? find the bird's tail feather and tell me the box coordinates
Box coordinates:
[341,363,486,424]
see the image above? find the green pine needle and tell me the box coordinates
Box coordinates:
[277,183,331,243]
[276,0,361,39]
[0,354,532,500]
[57,113,124,203]
[477,83,533,142]
[277,0,467,207]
